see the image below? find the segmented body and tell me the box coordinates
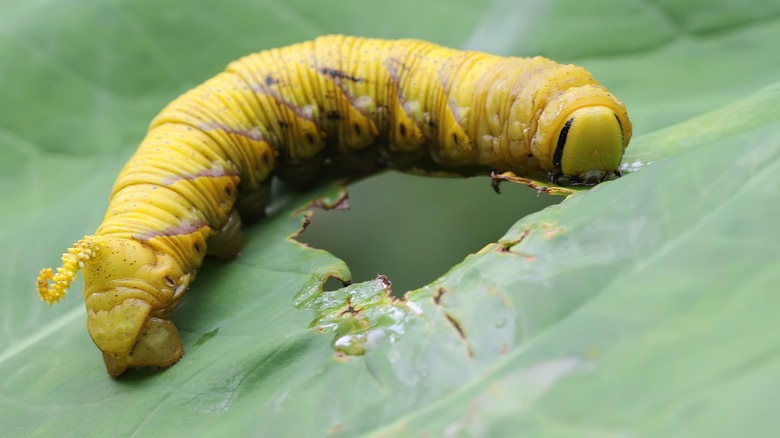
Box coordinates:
[37,35,632,376]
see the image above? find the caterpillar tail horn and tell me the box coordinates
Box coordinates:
[36,236,105,304]
[37,235,186,376]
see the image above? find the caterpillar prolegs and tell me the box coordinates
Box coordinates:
[36,35,632,376]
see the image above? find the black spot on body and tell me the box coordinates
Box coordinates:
[399,123,407,137]
[326,111,341,121]
[320,67,363,83]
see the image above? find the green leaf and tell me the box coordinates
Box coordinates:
[2,0,779,436]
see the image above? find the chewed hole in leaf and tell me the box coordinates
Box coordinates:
[297,171,563,295]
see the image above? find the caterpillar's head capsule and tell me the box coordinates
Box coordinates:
[531,84,632,186]
[552,106,627,185]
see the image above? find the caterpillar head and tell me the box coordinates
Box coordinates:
[37,235,190,376]
[534,85,633,185]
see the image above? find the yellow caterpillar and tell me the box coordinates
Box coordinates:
[36,35,632,376]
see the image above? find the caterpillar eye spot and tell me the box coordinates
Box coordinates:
[37,35,631,376]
